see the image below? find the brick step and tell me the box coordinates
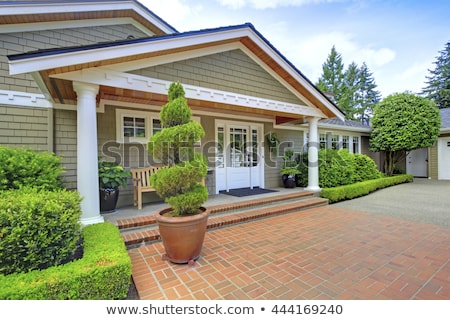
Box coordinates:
[116,190,315,231]
[121,195,328,249]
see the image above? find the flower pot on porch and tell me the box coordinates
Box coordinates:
[282,174,296,188]
[99,187,120,213]
[156,206,210,265]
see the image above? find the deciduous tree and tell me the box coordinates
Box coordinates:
[370,92,441,176]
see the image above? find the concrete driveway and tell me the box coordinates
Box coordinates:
[332,178,450,228]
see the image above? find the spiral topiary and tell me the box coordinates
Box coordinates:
[148,82,208,216]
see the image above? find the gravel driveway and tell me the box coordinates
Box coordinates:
[331,178,450,228]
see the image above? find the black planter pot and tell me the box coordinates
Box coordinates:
[282,174,296,188]
[99,187,120,213]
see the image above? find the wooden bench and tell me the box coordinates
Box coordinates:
[130,166,164,210]
[130,165,207,210]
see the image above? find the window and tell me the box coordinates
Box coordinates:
[331,135,339,150]
[353,137,360,153]
[319,133,327,149]
[152,119,162,135]
[342,136,349,149]
[123,116,146,138]
[116,109,200,144]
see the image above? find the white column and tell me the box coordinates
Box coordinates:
[306,116,321,192]
[73,81,103,226]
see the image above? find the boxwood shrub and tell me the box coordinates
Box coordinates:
[0,146,64,191]
[320,174,413,203]
[296,149,382,188]
[0,222,132,300]
[0,188,82,275]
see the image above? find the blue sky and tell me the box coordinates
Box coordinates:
[140,0,449,98]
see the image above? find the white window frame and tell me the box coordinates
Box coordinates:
[116,108,201,144]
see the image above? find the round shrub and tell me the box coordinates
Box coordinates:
[0,146,64,191]
[0,188,82,275]
[352,153,382,182]
[318,149,354,188]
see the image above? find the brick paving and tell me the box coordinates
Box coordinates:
[128,206,450,300]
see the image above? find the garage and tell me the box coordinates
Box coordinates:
[438,137,450,180]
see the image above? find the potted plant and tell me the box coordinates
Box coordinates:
[148,82,209,265]
[281,149,300,188]
[98,158,131,213]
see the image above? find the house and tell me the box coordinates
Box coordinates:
[423,108,450,180]
[1,0,349,225]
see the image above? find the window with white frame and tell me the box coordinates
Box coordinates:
[342,135,349,149]
[319,133,327,149]
[353,136,360,153]
[116,109,200,144]
[116,109,160,144]
[331,134,339,150]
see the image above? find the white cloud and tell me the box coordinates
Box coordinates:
[216,0,345,10]
[140,0,203,24]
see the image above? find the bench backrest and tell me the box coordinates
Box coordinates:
[130,166,164,187]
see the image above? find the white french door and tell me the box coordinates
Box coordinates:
[215,121,264,193]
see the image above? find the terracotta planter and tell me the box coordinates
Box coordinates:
[155,206,209,265]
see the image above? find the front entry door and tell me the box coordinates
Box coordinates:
[215,122,263,193]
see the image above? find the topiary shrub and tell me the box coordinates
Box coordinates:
[148,82,208,216]
[0,146,64,191]
[0,188,82,275]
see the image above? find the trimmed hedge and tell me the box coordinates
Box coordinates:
[320,174,413,203]
[0,146,64,191]
[0,188,82,275]
[0,222,132,300]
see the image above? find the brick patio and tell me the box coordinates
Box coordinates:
[128,206,450,300]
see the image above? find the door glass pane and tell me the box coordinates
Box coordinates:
[217,127,224,168]
[229,128,247,167]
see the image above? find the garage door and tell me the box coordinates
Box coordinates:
[438,137,450,180]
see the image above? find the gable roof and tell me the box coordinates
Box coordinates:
[8,21,344,120]
[0,0,178,35]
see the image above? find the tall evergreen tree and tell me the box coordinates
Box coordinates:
[354,62,381,120]
[422,41,450,109]
[340,61,360,119]
[316,46,345,104]
[316,46,381,120]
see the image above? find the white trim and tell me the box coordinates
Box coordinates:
[0,18,154,36]
[51,68,326,118]
[100,99,274,123]
[0,1,175,34]
[8,24,342,119]
[0,89,52,108]
[115,108,159,144]
[8,28,249,75]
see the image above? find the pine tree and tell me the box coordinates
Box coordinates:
[340,61,360,119]
[316,46,345,104]
[316,47,381,120]
[422,41,450,109]
[354,62,381,120]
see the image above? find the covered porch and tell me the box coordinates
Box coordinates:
[8,23,344,225]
